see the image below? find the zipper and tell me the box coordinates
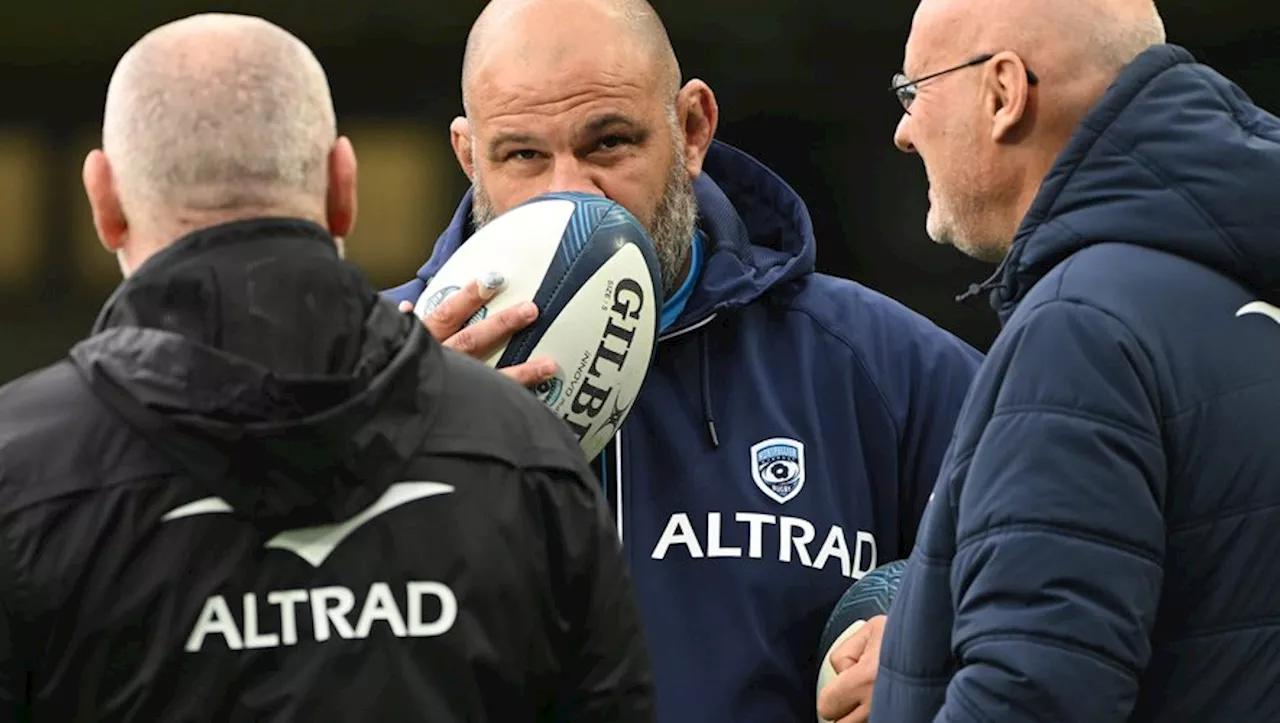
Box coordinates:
[598,312,717,545]
[613,430,625,543]
[596,433,625,543]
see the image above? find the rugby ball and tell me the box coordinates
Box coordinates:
[415,191,663,460]
[815,558,909,722]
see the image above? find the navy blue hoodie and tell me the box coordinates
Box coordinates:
[874,45,1280,723]
[385,140,981,722]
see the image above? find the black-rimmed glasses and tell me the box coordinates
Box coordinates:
[891,53,1039,114]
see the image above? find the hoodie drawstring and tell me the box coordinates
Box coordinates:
[595,320,720,541]
[698,332,720,449]
[955,269,1002,305]
[956,239,1021,305]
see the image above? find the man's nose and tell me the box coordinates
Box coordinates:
[546,157,605,196]
[893,114,916,153]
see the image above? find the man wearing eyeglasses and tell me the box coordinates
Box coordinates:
[868,0,1280,721]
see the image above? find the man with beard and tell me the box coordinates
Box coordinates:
[0,13,653,721]
[384,1,982,721]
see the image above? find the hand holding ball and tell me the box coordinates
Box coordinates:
[816,559,909,722]
[413,192,664,460]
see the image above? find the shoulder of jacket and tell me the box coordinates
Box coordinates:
[0,360,105,452]
[418,349,593,480]
[774,273,978,358]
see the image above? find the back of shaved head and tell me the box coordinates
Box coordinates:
[102,13,336,215]
[460,0,681,116]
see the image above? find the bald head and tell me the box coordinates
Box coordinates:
[894,0,1165,262]
[446,0,718,298]
[102,13,337,215]
[85,13,357,276]
[461,0,681,117]
[909,0,1164,95]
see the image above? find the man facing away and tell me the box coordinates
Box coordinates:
[382,1,984,720]
[872,0,1280,721]
[0,13,652,722]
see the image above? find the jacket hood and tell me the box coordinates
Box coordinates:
[414,140,817,328]
[70,218,439,532]
[991,44,1280,320]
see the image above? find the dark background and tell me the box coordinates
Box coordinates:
[2,0,1278,382]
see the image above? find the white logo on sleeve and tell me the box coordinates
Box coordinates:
[164,482,459,652]
[1236,301,1280,325]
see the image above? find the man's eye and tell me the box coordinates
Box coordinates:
[506,149,539,161]
[597,135,632,151]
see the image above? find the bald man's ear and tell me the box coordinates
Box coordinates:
[676,80,718,179]
[326,136,358,239]
[987,53,1033,143]
[82,150,129,254]
[450,117,476,182]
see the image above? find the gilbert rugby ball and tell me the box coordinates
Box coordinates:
[415,191,663,460]
[815,558,909,722]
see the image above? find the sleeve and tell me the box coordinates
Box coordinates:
[898,331,983,553]
[939,301,1166,722]
[529,466,655,723]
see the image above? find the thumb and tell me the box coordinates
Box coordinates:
[830,624,873,674]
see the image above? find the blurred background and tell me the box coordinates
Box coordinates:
[2,0,1279,383]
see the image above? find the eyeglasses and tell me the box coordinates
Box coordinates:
[891,53,1039,114]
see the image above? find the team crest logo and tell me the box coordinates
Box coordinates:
[414,286,487,327]
[750,437,806,504]
[532,375,563,406]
